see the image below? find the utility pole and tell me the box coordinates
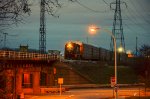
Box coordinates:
[39,0,46,54]
[2,33,18,49]
[110,0,127,98]
[3,33,8,48]
[86,37,89,44]
[136,36,138,56]
[110,0,126,61]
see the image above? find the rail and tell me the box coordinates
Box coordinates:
[0,50,60,60]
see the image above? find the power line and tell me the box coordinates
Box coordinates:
[74,0,108,13]
[124,6,148,32]
[129,0,150,25]
[136,0,150,17]
[122,0,150,34]
[102,0,110,6]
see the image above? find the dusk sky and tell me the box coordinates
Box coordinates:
[1,0,150,53]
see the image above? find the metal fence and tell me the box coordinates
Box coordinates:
[0,50,60,60]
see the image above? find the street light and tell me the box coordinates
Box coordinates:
[88,25,99,35]
[89,25,118,99]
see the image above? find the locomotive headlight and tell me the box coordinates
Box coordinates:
[66,43,73,51]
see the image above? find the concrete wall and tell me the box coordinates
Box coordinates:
[2,61,92,96]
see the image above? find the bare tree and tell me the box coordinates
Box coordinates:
[0,0,31,30]
[0,0,64,30]
[44,0,61,16]
[139,44,150,58]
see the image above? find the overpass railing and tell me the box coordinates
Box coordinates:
[0,50,60,60]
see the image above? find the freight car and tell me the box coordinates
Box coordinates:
[64,41,112,61]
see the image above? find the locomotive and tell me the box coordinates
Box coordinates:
[64,41,112,61]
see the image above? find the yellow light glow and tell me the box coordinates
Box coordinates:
[66,42,73,50]
[90,28,96,32]
[126,50,132,54]
[118,47,124,53]
[88,25,98,35]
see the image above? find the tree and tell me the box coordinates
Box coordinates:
[131,44,150,88]
[0,0,64,30]
[139,44,150,58]
[0,0,31,30]
[139,44,150,88]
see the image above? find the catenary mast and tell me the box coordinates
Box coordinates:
[39,0,46,53]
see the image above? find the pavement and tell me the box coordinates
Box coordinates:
[24,86,150,99]
[25,94,73,99]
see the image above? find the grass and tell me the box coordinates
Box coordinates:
[70,62,138,84]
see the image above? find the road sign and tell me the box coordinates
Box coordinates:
[58,78,63,84]
[58,78,64,95]
[111,77,116,87]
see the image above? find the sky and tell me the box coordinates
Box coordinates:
[1,0,150,53]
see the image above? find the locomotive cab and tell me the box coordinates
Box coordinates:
[65,42,81,60]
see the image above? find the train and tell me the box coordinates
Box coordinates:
[64,41,113,61]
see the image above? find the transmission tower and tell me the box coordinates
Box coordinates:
[39,0,46,54]
[110,0,126,54]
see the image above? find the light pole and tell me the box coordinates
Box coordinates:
[89,25,118,99]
